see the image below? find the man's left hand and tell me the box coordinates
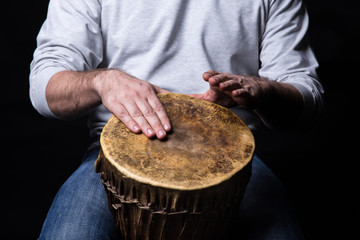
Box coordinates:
[189,70,270,109]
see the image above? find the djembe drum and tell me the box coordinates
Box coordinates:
[95,93,255,240]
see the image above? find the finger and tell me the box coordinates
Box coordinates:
[232,88,247,97]
[231,89,252,107]
[149,85,172,133]
[135,98,167,139]
[118,99,156,138]
[203,70,220,81]
[148,94,172,133]
[208,74,230,86]
[219,79,242,92]
[112,103,142,134]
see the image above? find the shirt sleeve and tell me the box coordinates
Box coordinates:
[29,0,103,118]
[258,0,324,129]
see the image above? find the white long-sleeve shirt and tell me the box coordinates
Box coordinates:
[30,0,324,137]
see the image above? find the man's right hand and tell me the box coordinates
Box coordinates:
[94,69,171,139]
[46,69,171,139]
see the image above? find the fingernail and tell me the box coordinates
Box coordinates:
[133,125,140,131]
[147,128,154,135]
[164,123,170,131]
[203,72,210,77]
[158,129,166,137]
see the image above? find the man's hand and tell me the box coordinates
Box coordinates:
[189,70,270,108]
[190,70,304,130]
[46,69,171,139]
[95,70,171,139]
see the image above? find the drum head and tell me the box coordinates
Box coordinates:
[99,93,254,190]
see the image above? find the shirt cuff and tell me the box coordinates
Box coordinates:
[285,80,320,128]
[30,66,66,119]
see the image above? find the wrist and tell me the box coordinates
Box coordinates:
[91,68,116,102]
[249,77,274,109]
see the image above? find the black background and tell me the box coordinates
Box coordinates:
[1,0,358,239]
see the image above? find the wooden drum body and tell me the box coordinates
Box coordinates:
[95,93,255,240]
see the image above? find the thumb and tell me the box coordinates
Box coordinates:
[152,84,171,94]
[186,93,205,100]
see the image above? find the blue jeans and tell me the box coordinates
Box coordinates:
[38,147,304,240]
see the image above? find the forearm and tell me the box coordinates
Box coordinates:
[196,71,305,131]
[46,70,103,119]
[254,81,304,131]
[46,68,171,139]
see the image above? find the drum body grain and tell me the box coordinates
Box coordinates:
[95,93,254,240]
